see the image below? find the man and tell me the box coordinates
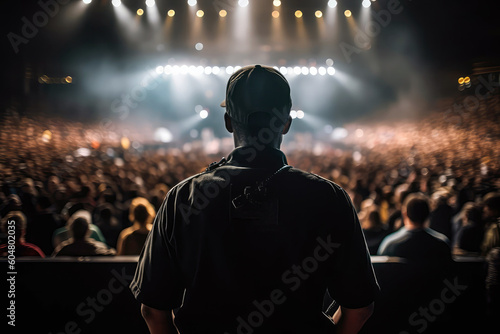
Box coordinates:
[378,193,451,262]
[52,210,116,257]
[481,192,500,256]
[131,65,379,334]
[0,211,45,257]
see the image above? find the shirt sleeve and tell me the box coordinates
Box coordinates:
[129,189,185,310]
[326,187,380,309]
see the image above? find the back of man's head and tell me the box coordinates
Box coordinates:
[69,217,89,240]
[133,204,150,225]
[403,193,430,225]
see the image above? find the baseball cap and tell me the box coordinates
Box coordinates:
[221,64,292,125]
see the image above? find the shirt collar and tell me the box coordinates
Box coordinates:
[226,146,289,169]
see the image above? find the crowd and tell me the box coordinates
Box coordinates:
[0,93,499,305]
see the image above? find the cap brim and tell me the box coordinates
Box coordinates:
[220,100,226,107]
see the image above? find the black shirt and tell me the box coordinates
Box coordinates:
[130,146,379,333]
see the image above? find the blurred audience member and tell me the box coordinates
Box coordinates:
[52,210,107,249]
[52,214,116,257]
[362,208,390,255]
[481,193,500,255]
[117,197,154,255]
[0,211,45,257]
[94,203,121,249]
[26,195,62,256]
[453,202,484,255]
[429,189,454,240]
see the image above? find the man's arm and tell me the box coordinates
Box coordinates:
[141,304,178,334]
[332,302,374,334]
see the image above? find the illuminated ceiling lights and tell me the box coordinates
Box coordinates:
[82,0,92,4]
[344,10,352,17]
[145,0,155,7]
[158,65,334,77]
[328,0,338,8]
[295,10,303,18]
[187,0,197,6]
[272,10,279,18]
[362,0,371,8]
[219,9,227,17]
[315,10,323,18]
[196,10,204,17]
[238,0,249,7]
[112,0,121,7]
[167,9,175,17]
[137,8,144,15]
[273,0,281,6]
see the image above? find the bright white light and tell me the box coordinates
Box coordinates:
[234,65,241,71]
[200,109,209,119]
[353,151,362,162]
[355,129,364,137]
[196,66,204,74]
[164,65,172,74]
[301,67,309,75]
[293,66,301,75]
[172,65,180,75]
[195,42,203,51]
[75,148,91,157]
[362,0,371,8]
[204,67,212,75]
[112,0,121,7]
[290,110,297,119]
[332,127,348,140]
[145,0,155,7]
[327,67,336,75]
[83,0,92,4]
[279,66,287,75]
[273,0,281,6]
[187,0,197,6]
[154,128,173,143]
[296,110,305,119]
[326,58,334,66]
[328,0,337,8]
[310,67,318,75]
[318,67,326,75]
[188,65,197,75]
[180,65,189,74]
[226,66,234,74]
[212,66,220,74]
[238,0,249,7]
[155,66,163,74]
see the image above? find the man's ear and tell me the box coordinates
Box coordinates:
[224,112,233,133]
[282,116,292,134]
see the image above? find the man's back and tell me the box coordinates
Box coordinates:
[131,147,379,333]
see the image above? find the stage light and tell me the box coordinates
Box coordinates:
[272,10,280,18]
[301,67,309,75]
[137,8,144,16]
[327,67,336,75]
[64,76,72,84]
[226,66,234,74]
[172,65,180,75]
[155,66,163,74]
[234,65,241,71]
[200,109,209,119]
[293,66,301,75]
[273,0,281,6]
[195,42,203,50]
[464,76,471,84]
[219,9,227,17]
[204,67,212,75]
[180,65,189,74]
[112,0,121,7]
[168,9,175,17]
[145,0,155,7]
[121,137,130,150]
[154,128,173,143]
[458,77,465,85]
[328,0,337,8]
[196,66,204,74]
[196,10,204,17]
[212,66,220,74]
[318,67,326,75]
[279,66,287,74]
[187,0,197,6]
[310,67,318,75]
[326,58,334,66]
[362,0,371,8]
[297,110,304,119]
[315,10,323,18]
[82,0,92,4]
[238,0,249,7]
[295,10,303,18]
[290,110,297,119]
[344,10,352,17]
[164,65,172,74]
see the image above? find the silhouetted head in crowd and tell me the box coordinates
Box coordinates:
[461,202,482,226]
[221,65,292,149]
[1,211,27,243]
[133,204,149,226]
[36,195,53,212]
[69,217,90,240]
[402,193,430,228]
[483,192,500,220]
[129,197,155,226]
